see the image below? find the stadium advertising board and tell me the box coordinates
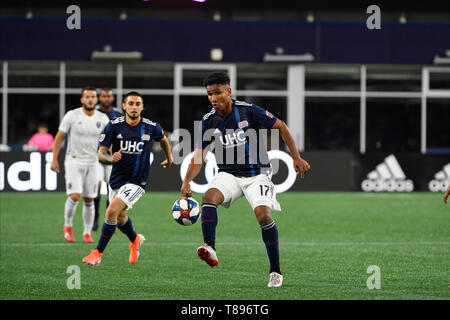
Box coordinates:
[0,151,448,192]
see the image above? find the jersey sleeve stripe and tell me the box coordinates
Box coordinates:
[271,118,279,129]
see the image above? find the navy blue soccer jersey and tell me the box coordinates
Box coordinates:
[96,105,124,120]
[196,100,278,177]
[99,116,165,190]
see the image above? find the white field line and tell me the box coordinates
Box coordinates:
[1,241,449,247]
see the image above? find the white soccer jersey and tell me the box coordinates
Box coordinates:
[59,107,110,164]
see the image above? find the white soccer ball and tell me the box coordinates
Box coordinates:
[172,197,201,226]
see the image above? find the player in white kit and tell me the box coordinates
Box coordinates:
[51,87,110,243]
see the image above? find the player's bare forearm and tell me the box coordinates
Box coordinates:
[98,146,113,164]
[159,136,173,168]
[275,120,301,160]
[181,162,202,197]
[52,131,65,160]
[185,162,203,184]
[274,120,311,177]
[181,148,205,196]
[51,131,66,172]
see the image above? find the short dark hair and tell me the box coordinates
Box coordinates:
[202,71,230,87]
[81,86,97,96]
[100,87,113,94]
[123,91,143,103]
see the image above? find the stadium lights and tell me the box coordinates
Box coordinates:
[399,12,407,24]
[433,55,450,65]
[91,46,142,61]
[210,48,223,61]
[119,10,127,20]
[213,11,221,21]
[25,9,33,19]
[433,49,450,64]
[263,53,314,62]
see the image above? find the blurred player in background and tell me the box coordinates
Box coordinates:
[181,72,310,287]
[93,88,124,231]
[82,91,173,266]
[51,87,110,243]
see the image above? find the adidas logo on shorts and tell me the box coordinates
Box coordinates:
[361,154,414,192]
[428,163,450,192]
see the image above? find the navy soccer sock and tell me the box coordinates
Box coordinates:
[96,220,117,253]
[94,194,101,217]
[261,220,281,274]
[201,203,218,250]
[118,216,137,242]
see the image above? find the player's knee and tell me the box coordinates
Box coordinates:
[105,204,120,221]
[255,205,273,226]
[259,215,273,226]
[69,193,81,202]
[202,188,224,206]
[105,208,118,222]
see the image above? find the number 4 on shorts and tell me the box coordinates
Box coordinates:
[122,188,132,197]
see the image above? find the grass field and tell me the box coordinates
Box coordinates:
[0,192,449,300]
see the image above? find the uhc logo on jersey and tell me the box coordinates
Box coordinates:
[219,131,246,147]
[120,140,144,153]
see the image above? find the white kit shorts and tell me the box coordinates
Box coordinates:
[98,162,112,185]
[109,183,145,210]
[207,171,281,211]
[64,160,101,198]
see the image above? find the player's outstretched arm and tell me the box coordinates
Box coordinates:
[51,131,66,173]
[181,148,206,197]
[444,185,450,204]
[159,136,173,168]
[273,119,311,178]
[98,146,118,164]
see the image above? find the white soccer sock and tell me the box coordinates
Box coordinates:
[82,201,95,235]
[64,197,79,227]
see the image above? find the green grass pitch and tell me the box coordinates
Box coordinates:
[0,192,449,300]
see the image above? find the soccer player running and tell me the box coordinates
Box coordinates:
[180,72,311,287]
[82,91,173,266]
[93,88,124,231]
[51,87,110,243]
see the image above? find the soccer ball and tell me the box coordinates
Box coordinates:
[172,197,201,226]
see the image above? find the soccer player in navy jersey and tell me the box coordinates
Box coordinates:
[180,72,310,287]
[93,88,124,231]
[83,91,173,266]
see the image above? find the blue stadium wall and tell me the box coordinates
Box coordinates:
[1,18,449,63]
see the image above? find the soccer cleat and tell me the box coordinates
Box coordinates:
[63,226,75,242]
[129,233,145,264]
[82,249,102,266]
[83,233,94,243]
[197,244,219,268]
[267,272,283,287]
